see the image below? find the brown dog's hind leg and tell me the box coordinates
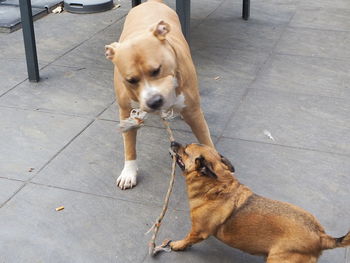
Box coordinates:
[181,107,214,148]
[266,252,318,263]
[170,230,208,251]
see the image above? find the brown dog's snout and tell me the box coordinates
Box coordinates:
[171,141,181,152]
[146,94,164,110]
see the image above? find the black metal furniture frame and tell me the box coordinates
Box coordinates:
[20,0,250,82]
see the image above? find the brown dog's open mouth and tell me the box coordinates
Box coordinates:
[169,148,185,170]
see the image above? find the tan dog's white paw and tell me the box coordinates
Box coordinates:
[116,160,138,190]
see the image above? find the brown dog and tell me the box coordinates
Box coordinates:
[105,0,213,190]
[167,142,350,263]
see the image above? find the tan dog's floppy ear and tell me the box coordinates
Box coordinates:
[151,20,171,40]
[195,156,217,178]
[220,154,235,173]
[105,42,119,60]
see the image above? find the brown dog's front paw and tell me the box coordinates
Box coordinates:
[170,240,188,251]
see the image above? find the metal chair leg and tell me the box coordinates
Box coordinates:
[176,0,190,41]
[19,0,40,82]
[132,0,141,7]
[242,0,250,20]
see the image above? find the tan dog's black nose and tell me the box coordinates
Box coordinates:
[146,94,164,110]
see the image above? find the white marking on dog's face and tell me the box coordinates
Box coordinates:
[139,77,185,112]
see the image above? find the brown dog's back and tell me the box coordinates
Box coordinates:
[216,194,334,257]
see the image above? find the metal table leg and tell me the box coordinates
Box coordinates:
[176,0,190,41]
[19,0,40,82]
[132,0,141,7]
[242,0,250,20]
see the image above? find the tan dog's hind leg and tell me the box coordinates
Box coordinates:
[170,229,208,251]
[116,106,138,190]
[182,107,214,148]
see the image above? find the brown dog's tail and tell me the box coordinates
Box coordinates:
[321,231,350,250]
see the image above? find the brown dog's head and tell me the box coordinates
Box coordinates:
[105,20,183,112]
[170,141,235,179]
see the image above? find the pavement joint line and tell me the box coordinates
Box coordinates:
[220,136,350,158]
[95,99,116,118]
[33,119,96,176]
[0,176,25,183]
[28,181,179,210]
[0,104,98,119]
[0,183,26,209]
[190,43,281,54]
[50,63,112,71]
[287,24,350,34]
[274,51,350,63]
[272,51,350,62]
[0,77,28,98]
[246,84,350,102]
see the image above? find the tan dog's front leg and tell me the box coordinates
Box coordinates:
[170,230,207,251]
[116,107,138,190]
[182,107,214,148]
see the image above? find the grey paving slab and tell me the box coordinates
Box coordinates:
[0,4,128,61]
[0,4,46,33]
[251,54,350,99]
[51,0,222,70]
[191,18,285,52]
[32,120,202,208]
[163,0,223,21]
[0,183,158,263]
[223,0,297,25]
[0,65,115,116]
[276,27,350,60]
[0,107,91,180]
[193,47,270,80]
[296,0,350,9]
[290,5,350,32]
[0,178,23,206]
[223,89,350,155]
[4,0,62,9]
[52,20,122,70]
[0,59,29,95]
[215,138,350,263]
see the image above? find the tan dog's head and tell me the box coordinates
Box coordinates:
[105,20,183,112]
[170,142,235,179]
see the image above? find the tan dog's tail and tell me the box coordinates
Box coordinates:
[321,231,350,250]
[148,0,163,3]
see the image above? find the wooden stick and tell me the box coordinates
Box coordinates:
[148,119,176,256]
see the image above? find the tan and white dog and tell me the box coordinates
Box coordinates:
[105,0,214,190]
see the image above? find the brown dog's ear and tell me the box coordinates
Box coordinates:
[195,156,217,178]
[151,20,171,40]
[105,42,119,60]
[220,154,235,173]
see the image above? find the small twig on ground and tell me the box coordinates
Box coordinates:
[148,119,176,256]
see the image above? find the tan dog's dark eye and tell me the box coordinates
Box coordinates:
[150,66,161,77]
[126,77,139,84]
